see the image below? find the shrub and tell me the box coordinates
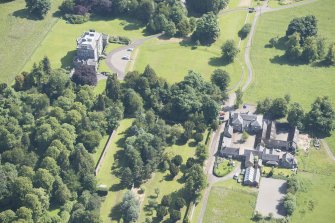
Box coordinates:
[109,36,131,45]
[64,14,89,24]
[239,23,252,39]
[213,160,232,177]
[283,193,296,215]
[221,40,240,63]
[269,36,279,48]
[172,155,183,166]
[161,195,171,207]
[169,209,181,222]
[174,197,186,210]
[193,132,204,143]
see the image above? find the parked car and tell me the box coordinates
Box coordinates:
[233,173,239,179]
[243,104,247,109]
[237,178,242,183]
[314,138,320,148]
[241,169,246,175]
[275,149,281,152]
[127,48,134,51]
[122,55,130,60]
[248,7,256,12]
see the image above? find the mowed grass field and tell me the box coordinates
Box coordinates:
[0,0,62,83]
[23,16,146,72]
[96,119,133,223]
[133,10,248,87]
[244,0,335,148]
[203,180,258,223]
[294,148,335,222]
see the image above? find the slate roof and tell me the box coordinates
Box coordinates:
[282,152,298,166]
[262,153,280,163]
[224,122,233,138]
[220,147,240,156]
[232,113,263,129]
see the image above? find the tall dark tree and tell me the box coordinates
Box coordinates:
[306,96,335,137]
[211,69,230,91]
[286,15,318,44]
[25,0,51,18]
[191,13,220,45]
[221,39,239,63]
[120,191,140,223]
[325,42,335,65]
[72,65,97,86]
[287,103,305,130]
[184,164,207,201]
[123,89,143,117]
[186,0,229,14]
[105,74,121,101]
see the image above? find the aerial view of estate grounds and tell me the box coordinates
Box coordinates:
[0,0,335,222]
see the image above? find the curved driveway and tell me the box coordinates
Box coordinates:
[105,33,163,80]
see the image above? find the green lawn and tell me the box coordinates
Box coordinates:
[0,0,62,83]
[244,0,335,149]
[92,135,109,165]
[96,119,134,223]
[261,166,294,178]
[23,17,146,72]
[203,180,258,223]
[213,159,234,177]
[133,11,248,87]
[94,79,107,95]
[292,148,335,222]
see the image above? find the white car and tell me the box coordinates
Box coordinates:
[122,55,130,60]
[275,149,281,152]
[127,48,134,51]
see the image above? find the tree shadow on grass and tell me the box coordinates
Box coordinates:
[109,202,122,221]
[179,38,198,50]
[12,8,41,21]
[110,182,125,192]
[264,36,287,50]
[52,10,62,18]
[208,56,231,67]
[61,50,76,70]
[269,55,306,66]
[123,22,143,31]
[187,141,197,147]
[311,60,333,68]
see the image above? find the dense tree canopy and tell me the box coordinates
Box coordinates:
[286,15,318,44]
[72,65,97,86]
[221,39,239,63]
[25,0,51,18]
[306,96,335,137]
[192,13,220,45]
[186,0,229,14]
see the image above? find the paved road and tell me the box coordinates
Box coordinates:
[321,139,335,161]
[105,33,163,80]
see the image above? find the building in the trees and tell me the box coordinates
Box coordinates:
[74,30,109,71]
[219,112,298,169]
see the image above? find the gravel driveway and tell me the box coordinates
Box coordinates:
[255,178,287,218]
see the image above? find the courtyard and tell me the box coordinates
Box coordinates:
[255,178,287,218]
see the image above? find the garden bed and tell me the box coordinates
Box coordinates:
[213,158,234,177]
